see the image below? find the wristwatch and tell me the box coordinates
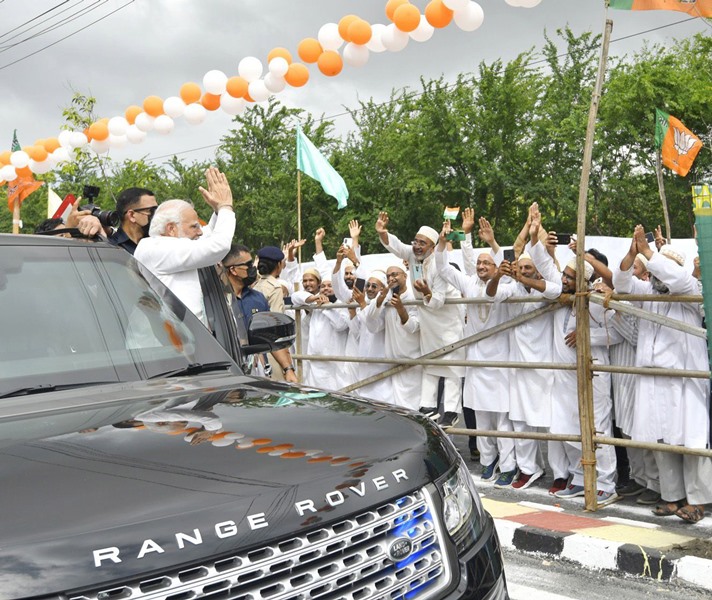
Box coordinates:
[282,365,296,375]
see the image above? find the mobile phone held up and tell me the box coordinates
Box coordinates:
[354,278,366,293]
[645,231,655,244]
[556,233,573,245]
[392,285,400,296]
[503,249,515,263]
[446,230,466,242]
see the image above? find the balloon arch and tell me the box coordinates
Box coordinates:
[0,0,541,183]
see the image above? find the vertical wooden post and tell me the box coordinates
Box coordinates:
[655,152,672,243]
[576,18,613,511]
[297,169,302,264]
[12,198,21,234]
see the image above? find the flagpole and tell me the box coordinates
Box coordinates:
[12,198,20,234]
[655,150,672,243]
[297,169,302,264]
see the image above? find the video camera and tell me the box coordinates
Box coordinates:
[80,185,119,228]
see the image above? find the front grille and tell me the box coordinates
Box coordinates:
[70,487,452,600]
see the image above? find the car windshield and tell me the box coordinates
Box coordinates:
[0,242,238,397]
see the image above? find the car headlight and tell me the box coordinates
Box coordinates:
[438,460,485,545]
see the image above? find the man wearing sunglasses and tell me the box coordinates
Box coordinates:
[108,187,158,254]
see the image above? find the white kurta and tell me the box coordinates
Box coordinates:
[435,248,510,413]
[291,292,349,390]
[496,245,561,427]
[382,234,465,379]
[364,286,421,410]
[353,305,392,402]
[134,209,236,326]
[327,253,360,387]
[613,254,710,448]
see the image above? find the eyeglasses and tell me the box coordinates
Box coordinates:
[386,272,402,279]
[225,261,253,270]
[132,206,158,216]
[410,239,429,247]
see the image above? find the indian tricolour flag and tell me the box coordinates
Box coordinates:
[609,0,712,16]
[443,207,460,220]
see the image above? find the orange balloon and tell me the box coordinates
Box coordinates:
[317,50,343,77]
[393,4,421,32]
[226,76,249,98]
[425,0,453,28]
[267,46,293,64]
[386,0,409,21]
[43,138,61,153]
[244,90,255,103]
[338,14,359,41]
[348,19,372,45]
[16,166,31,178]
[88,121,109,141]
[200,93,221,111]
[180,82,202,104]
[284,62,309,87]
[26,145,48,162]
[298,37,322,64]
[34,138,45,148]
[143,95,164,117]
[125,105,142,124]
[0,150,11,165]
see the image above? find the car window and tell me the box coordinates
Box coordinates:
[0,245,236,396]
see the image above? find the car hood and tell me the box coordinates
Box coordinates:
[0,374,457,598]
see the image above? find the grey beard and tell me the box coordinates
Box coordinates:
[650,275,669,294]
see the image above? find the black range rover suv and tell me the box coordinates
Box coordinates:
[0,234,507,600]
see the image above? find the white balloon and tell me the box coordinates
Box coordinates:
[382,24,409,52]
[366,23,388,53]
[220,93,247,116]
[0,165,17,181]
[58,130,73,148]
[443,0,469,9]
[10,150,30,169]
[51,147,71,164]
[108,116,128,136]
[70,132,89,148]
[108,134,128,149]
[238,56,263,82]
[410,15,435,42]
[454,1,484,31]
[163,96,186,118]
[134,112,155,132]
[154,115,175,135]
[184,103,207,125]
[29,159,52,175]
[520,0,542,6]
[248,80,271,103]
[203,69,228,95]
[268,57,289,77]
[318,22,343,51]
[263,73,287,93]
[126,125,147,143]
[343,43,369,68]
[90,138,110,155]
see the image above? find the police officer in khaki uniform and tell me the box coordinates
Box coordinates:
[253,245,292,380]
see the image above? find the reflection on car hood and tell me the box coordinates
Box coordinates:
[0,374,457,598]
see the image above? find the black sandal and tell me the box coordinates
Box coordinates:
[652,499,686,517]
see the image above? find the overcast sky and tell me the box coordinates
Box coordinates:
[0,0,708,166]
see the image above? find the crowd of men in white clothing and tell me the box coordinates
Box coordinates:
[108,169,709,526]
[264,203,711,524]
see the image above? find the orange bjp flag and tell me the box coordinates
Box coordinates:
[655,108,703,177]
[609,0,712,17]
[6,130,43,211]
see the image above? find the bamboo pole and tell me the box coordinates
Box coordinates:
[655,151,672,243]
[12,198,20,234]
[297,169,302,264]
[575,17,613,511]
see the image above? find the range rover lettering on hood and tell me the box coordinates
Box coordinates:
[93,468,409,567]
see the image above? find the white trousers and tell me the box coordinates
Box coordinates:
[548,440,572,481]
[654,452,712,505]
[567,441,617,494]
[512,421,541,475]
[628,447,660,493]
[476,410,516,472]
[421,373,461,413]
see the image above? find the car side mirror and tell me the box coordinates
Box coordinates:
[242,312,296,355]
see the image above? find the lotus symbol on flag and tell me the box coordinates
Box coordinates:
[673,127,699,156]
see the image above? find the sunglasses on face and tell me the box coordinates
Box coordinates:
[225,261,253,270]
[132,206,158,216]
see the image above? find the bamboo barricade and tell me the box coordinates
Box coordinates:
[290,288,712,507]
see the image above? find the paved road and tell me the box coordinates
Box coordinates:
[504,551,710,600]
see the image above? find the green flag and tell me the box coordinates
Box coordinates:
[11,129,21,152]
[296,127,348,209]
